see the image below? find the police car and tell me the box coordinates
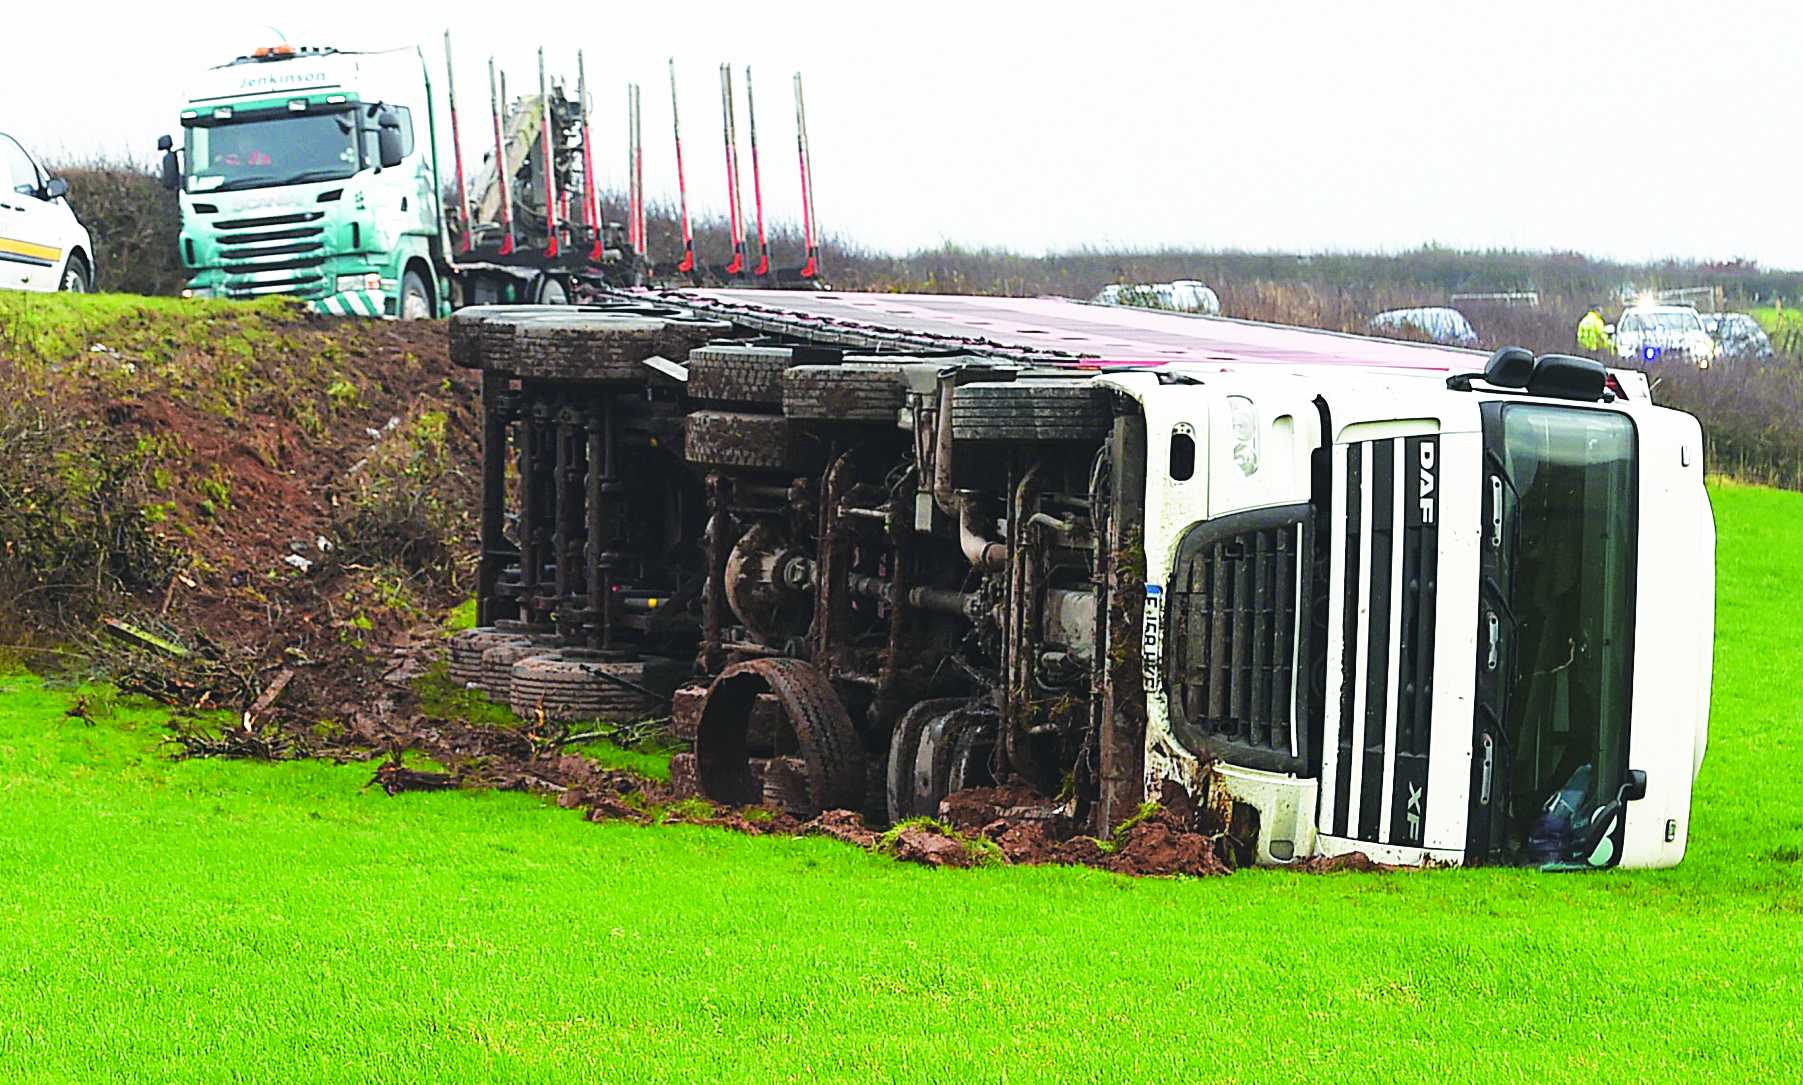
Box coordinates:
[1612,304,1718,367]
[0,130,93,292]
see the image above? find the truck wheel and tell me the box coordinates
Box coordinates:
[400,269,432,320]
[60,255,90,293]
[480,642,552,704]
[686,344,794,405]
[448,304,577,369]
[908,702,999,818]
[508,653,662,722]
[534,275,570,305]
[951,380,1114,442]
[885,698,969,821]
[696,657,866,814]
[508,312,670,381]
[684,410,814,471]
[448,627,534,690]
[784,363,907,422]
[657,319,737,361]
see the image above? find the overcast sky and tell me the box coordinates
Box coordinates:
[5,1,1798,267]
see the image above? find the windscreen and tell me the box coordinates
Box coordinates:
[1472,402,1637,867]
[184,111,360,192]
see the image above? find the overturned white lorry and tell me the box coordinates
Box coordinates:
[449,291,1714,869]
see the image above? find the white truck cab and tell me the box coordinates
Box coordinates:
[0,130,94,293]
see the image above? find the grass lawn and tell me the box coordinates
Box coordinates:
[1,483,1800,1083]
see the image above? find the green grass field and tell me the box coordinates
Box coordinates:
[2,483,1800,1083]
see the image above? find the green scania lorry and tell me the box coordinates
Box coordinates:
[160,42,616,317]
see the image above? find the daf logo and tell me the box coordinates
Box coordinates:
[1417,441,1437,524]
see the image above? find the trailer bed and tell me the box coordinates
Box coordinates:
[650,289,1478,372]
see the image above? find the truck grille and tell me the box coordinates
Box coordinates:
[1166,506,1307,773]
[214,211,329,299]
[1319,435,1439,848]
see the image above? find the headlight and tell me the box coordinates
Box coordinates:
[335,273,383,294]
[181,287,213,299]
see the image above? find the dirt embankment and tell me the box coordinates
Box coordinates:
[1,298,479,724]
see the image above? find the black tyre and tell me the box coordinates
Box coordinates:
[696,658,866,814]
[448,628,534,689]
[946,716,998,795]
[534,274,570,305]
[657,319,737,361]
[480,642,549,704]
[399,268,433,320]
[448,304,574,369]
[507,312,669,381]
[885,698,969,822]
[784,363,908,422]
[952,379,1113,441]
[686,344,794,405]
[684,410,812,472]
[59,254,90,293]
[508,654,660,722]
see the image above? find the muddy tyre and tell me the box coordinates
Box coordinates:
[696,658,866,814]
[400,269,433,320]
[449,305,568,369]
[658,319,736,361]
[448,628,533,689]
[784,363,907,422]
[684,410,811,472]
[508,653,660,722]
[480,642,550,704]
[686,344,794,406]
[508,312,669,381]
[885,698,970,822]
[951,379,1114,442]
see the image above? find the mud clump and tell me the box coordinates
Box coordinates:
[931,776,1237,877]
[879,821,991,869]
[1290,851,1398,874]
[1105,809,1232,877]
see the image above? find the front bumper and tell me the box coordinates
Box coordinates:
[308,289,389,317]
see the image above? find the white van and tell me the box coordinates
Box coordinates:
[0,131,93,292]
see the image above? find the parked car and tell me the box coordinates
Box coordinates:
[1613,304,1717,367]
[1367,306,1480,348]
[1094,279,1221,315]
[1700,311,1774,361]
[0,130,93,292]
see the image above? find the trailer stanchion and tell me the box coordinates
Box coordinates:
[721,64,747,277]
[671,59,696,278]
[446,33,473,252]
[538,48,561,259]
[746,66,770,278]
[490,59,516,256]
[794,73,819,280]
[579,50,603,263]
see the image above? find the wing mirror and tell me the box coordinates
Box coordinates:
[157,134,180,191]
[1572,769,1650,868]
[377,113,404,169]
[42,177,68,200]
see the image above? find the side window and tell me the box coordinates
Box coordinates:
[1,134,41,197]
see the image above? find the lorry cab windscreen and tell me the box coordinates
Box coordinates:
[1476,402,1637,867]
[184,112,360,192]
